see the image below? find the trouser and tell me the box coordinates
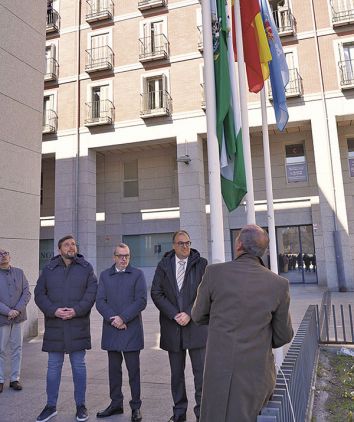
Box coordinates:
[168,347,206,419]
[0,322,23,383]
[46,350,86,407]
[108,350,141,410]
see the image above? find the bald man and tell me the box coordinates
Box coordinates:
[192,225,293,422]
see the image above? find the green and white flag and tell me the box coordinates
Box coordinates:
[212,0,247,211]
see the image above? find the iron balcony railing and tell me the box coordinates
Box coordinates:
[331,0,354,26]
[339,59,354,88]
[86,0,113,23]
[197,25,203,51]
[85,100,115,126]
[46,9,60,33]
[272,9,295,36]
[268,68,303,99]
[139,34,170,62]
[140,90,172,118]
[42,110,58,134]
[85,45,114,73]
[44,57,59,81]
[138,0,167,11]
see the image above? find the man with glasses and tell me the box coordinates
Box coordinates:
[0,249,31,394]
[96,243,147,422]
[34,235,97,422]
[151,231,208,422]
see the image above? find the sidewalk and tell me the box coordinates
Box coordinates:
[0,285,331,422]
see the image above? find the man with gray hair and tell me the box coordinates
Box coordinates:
[0,248,31,393]
[192,224,293,422]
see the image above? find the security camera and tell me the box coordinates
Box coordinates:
[176,155,191,164]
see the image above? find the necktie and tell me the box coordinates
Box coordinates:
[177,261,185,291]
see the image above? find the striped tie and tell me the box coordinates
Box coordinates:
[176,260,185,291]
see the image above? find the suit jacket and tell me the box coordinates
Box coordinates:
[96,264,147,352]
[192,253,293,422]
[151,248,208,352]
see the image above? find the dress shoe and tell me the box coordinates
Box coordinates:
[0,383,3,393]
[168,415,186,422]
[96,404,124,418]
[9,380,22,390]
[131,408,142,421]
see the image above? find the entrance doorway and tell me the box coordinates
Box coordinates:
[276,225,317,284]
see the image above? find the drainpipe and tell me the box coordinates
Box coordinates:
[75,0,81,245]
[309,0,346,291]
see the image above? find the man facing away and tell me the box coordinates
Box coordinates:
[0,248,31,393]
[96,243,147,422]
[192,225,294,422]
[151,230,208,422]
[34,235,97,422]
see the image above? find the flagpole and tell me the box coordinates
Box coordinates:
[234,0,256,224]
[201,0,226,263]
[260,87,283,367]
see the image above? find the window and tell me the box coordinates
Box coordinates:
[85,84,114,126]
[122,233,174,266]
[338,42,354,87]
[86,31,113,72]
[43,94,57,133]
[285,144,308,183]
[269,0,295,35]
[139,19,169,62]
[45,44,58,81]
[46,0,59,33]
[347,138,354,176]
[331,0,354,26]
[123,161,139,198]
[141,74,172,117]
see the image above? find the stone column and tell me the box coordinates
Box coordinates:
[176,133,208,259]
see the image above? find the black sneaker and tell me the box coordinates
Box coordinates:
[76,404,89,422]
[36,405,57,422]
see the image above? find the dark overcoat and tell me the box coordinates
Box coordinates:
[96,264,147,352]
[192,253,294,422]
[34,254,98,353]
[151,248,208,352]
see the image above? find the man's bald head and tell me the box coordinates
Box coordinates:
[235,225,269,257]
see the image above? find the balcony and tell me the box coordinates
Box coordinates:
[138,0,167,12]
[84,100,115,126]
[338,59,354,89]
[86,0,113,23]
[268,68,303,99]
[44,57,59,82]
[46,9,59,33]
[140,90,172,118]
[197,26,203,52]
[42,110,58,134]
[85,46,114,73]
[272,8,295,36]
[139,34,169,63]
[201,83,206,110]
[331,0,354,26]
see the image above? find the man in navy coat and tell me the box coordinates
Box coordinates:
[96,243,147,422]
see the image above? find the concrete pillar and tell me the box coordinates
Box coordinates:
[176,133,208,259]
[311,104,354,290]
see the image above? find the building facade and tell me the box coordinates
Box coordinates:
[41,0,354,290]
[0,0,46,335]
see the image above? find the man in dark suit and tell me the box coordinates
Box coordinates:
[151,230,208,422]
[192,225,293,422]
[96,243,147,422]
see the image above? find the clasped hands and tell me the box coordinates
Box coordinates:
[8,309,20,320]
[174,312,191,326]
[55,307,76,320]
[110,315,127,330]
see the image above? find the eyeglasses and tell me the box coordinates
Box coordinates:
[114,254,130,259]
[175,241,191,247]
[0,251,9,257]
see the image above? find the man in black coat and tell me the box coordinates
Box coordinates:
[151,230,208,422]
[34,235,97,422]
[96,243,147,422]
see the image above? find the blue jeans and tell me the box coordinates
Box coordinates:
[46,350,86,407]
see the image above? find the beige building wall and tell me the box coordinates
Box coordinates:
[41,0,354,290]
[0,0,46,336]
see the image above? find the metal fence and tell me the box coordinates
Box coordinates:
[257,305,318,422]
